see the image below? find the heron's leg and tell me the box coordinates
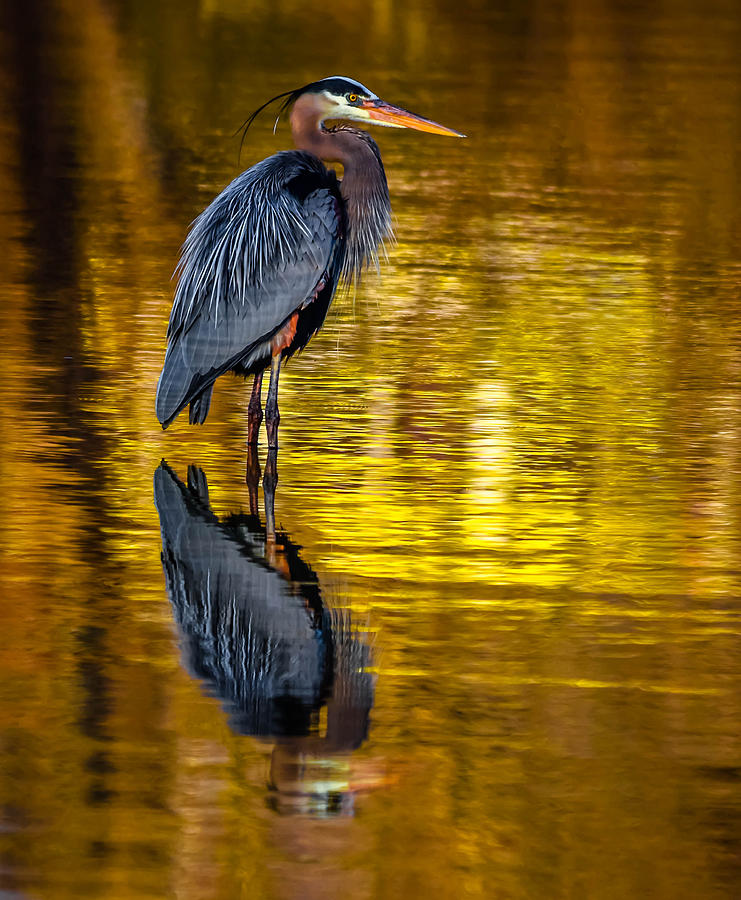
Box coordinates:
[265,351,282,450]
[263,448,278,541]
[247,370,264,445]
[245,445,261,517]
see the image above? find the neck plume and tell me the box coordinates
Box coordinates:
[290,95,393,283]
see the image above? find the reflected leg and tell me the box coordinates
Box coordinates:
[247,370,264,445]
[263,448,278,541]
[245,446,261,517]
[186,465,210,505]
[265,352,282,450]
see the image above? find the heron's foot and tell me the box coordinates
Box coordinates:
[263,448,278,540]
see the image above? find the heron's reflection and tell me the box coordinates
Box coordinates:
[153,459,375,816]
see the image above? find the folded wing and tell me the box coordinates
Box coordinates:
[156,151,343,428]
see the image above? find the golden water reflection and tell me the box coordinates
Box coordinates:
[1,0,741,897]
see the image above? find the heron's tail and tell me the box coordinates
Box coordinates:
[156,332,269,429]
[156,343,211,429]
[188,386,213,424]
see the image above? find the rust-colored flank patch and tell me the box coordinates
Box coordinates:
[270,312,299,356]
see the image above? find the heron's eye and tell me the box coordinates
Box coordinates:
[348,93,358,103]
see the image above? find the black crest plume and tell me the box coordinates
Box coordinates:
[235,85,305,163]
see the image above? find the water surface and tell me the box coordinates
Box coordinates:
[1,1,741,897]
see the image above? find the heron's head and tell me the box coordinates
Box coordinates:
[297,76,466,137]
[239,75,465,148]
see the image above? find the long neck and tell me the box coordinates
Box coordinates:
[290,95,393,282]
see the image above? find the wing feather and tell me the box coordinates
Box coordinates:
[156,151,343,428]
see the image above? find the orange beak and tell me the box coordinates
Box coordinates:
[362,100,466,137]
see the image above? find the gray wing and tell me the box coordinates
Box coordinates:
[155,152,342,428]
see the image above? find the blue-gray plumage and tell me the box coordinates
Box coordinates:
[155,76,464,446]
[156,152,346,428]
[154,461,374,747]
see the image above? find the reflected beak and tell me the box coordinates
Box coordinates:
[362,100,466,137]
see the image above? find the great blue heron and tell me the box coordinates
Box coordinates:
[155,75,464,446]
